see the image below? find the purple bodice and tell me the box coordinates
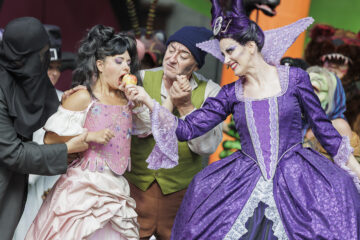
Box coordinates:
[250,100,272,179]
[75,102,132,175]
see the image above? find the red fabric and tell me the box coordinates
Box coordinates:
[0,0,120,91]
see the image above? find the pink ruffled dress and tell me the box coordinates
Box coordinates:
[26,101,141,240]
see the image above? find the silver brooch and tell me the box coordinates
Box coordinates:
[213,16,223,36]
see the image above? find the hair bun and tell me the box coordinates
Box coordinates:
[88,25,115,45]
[78,25,115,58]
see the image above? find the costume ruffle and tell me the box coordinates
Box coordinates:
[224,177,287,240]
[334,136,360,193]
[146,100,179,170]
[25,166,139,240]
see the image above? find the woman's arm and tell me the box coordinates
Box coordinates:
[45,130,114,145]
[45,90,115,145]
[44,131,73,144]
[182,80,223,155]
[126,84,232,141]
[296,68,360,180]
[43,89,90,145]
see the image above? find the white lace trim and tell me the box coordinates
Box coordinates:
[234,65,289,102]
[245,100,269,179]
[224,177,288,240]
[334,136,360,193]
[269,97,280,179]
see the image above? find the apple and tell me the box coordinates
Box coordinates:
[122,74,137,85]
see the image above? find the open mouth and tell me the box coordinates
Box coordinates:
[320,53,352,65]
[255,4,277,16]
[118,73,126,85]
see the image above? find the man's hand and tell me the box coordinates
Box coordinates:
[169,75,194,116]
[61,85,87,103]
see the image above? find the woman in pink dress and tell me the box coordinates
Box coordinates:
[26,25,178,240]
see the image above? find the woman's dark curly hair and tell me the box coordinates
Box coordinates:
[72,24,141,96]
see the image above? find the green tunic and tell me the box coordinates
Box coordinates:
[125,69,207,194]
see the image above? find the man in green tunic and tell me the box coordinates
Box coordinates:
[125,26,222,239]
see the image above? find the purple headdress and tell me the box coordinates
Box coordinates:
[198,0,314,65]
[211,0,252,37]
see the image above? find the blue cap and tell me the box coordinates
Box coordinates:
[166,26,212,68]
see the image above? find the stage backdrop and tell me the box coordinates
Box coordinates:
[0,0,120,91]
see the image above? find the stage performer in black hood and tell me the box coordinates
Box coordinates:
[0,17,88,240]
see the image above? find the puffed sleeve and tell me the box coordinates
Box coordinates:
[43,105,90,136]
[176,84,232,141]
[0,89,67,175]
[295,67,359,190]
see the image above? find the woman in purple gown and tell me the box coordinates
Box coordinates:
[125,1,360,239]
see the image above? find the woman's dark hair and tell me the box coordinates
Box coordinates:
[211,0,265,51]
[72,24,141,96]
[221,20,265,52]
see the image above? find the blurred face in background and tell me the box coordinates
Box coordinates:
[309,72,330,110]
[47,61,61,86]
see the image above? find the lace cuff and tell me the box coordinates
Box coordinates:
[334,136,354,165]
[145,100,179,169]
[334,136,360,192]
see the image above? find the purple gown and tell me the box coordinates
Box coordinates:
[171,66,360,240]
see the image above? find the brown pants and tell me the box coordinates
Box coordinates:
[129,181,187,240]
